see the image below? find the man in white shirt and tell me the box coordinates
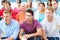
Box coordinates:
[42,6,60,40]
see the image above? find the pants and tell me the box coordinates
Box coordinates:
[16,36,41,40]
[47,37,59,40]
[27,36,41,40]
[0,16,2,21]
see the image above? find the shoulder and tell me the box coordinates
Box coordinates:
[0,20,5,25]
[41,18,47,24]
[11,19,19,24]
[33,19,40,24]
[20,21,27,28]
[53,16,60,23]
[34,10,39,14]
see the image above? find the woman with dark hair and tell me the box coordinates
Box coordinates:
[34,2,45,22]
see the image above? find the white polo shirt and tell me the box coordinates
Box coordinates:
[41,16,60,38]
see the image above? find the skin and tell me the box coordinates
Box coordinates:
[38,3,45,14]
[4,3,11,11]
[52,1,58,10]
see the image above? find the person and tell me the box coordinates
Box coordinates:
[13,0,22,15]
[0,10,2,21]
[42,6,60,40]
[26,0,36,12]
[1,0,7,9]
[52,0,60,18]
[47,0,52,6]
[0,1,16,19]
[19,9,42,40]
[0,10,19,40]
[34,2,45,22]
[0,0,7,16]
[16,4,26,23]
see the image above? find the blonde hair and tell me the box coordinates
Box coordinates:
[46,6,54,12]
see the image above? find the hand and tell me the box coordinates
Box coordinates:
[21,36,27,40]
[0,39,1,40]
[44,38,48,40]
[23,34,31,39]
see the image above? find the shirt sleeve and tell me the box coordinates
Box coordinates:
[0,21,2,35]
[58,18,60,25]
[36,20,42,29]
[20,22,24,29]
[41,20,46,29]
[11,23,20,39]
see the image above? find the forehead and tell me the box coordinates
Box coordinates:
[45,9,52,12]
[5,3,9,6]
[3,13,11,16]
[26,12,31,15]
[52,1,57,4]
[39,4,43,6]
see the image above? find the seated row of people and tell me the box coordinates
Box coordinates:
[0,6,60,40]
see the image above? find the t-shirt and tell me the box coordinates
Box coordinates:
[34,10,45,22]
[41,16,60,38]
[20,20,42,34]
[16,10,26,23]
[0,19,19,39]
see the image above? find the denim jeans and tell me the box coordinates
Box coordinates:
[47,37,59,40]
[27,36,41,40]
[16,36,41,40]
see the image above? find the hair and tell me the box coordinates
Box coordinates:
[1,0,7,5]
[39,2,45,7]
[3,10,11,15]
[46,6,54,12]
[26,9,34,16]
[17,0,21,3]
[5,1,11,6]
[47,0,52,6]
[52,0,58,4]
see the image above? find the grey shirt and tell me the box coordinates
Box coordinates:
[41,16,60,38]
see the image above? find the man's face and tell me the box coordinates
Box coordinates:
[3,13,11,24]
[26,12,33,21]
[52,1,58,10]
[45,9,53,19]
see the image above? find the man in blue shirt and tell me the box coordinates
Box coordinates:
[0,10,19,40]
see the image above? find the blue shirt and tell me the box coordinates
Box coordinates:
[55,8,60,17]
[0,19,20,39]
[34,10,45,22]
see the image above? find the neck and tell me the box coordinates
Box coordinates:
[5,20,11,25]
[27,19,33,24]
[18,5,20,7]
[39,9,45,14]
[6,21,10,25]
[6,8,11,11]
